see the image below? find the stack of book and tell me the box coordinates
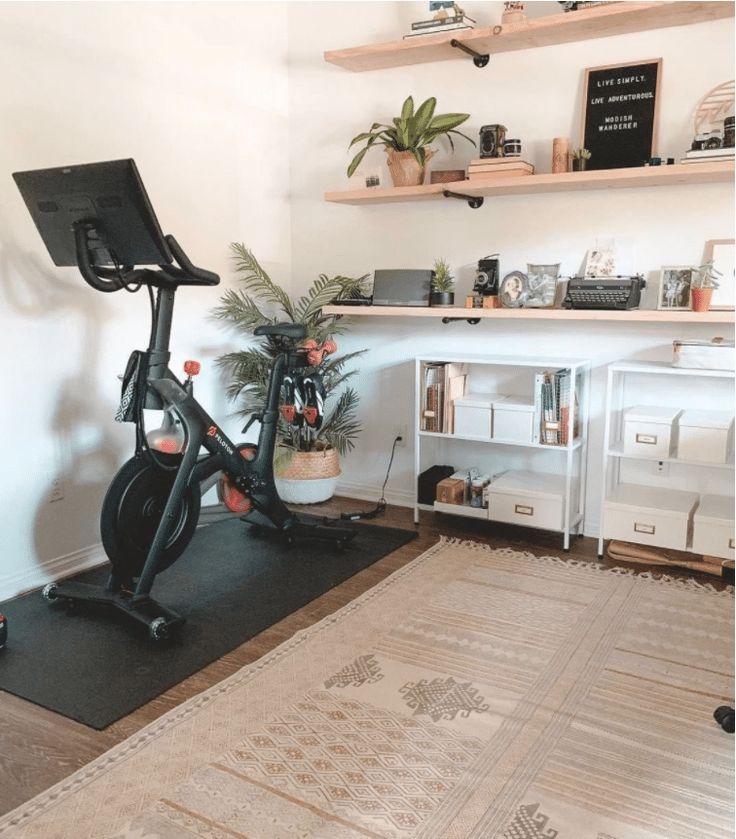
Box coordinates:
[419,361,467,434]
[404,12,476,39]
[467,158,535,180]
[680,146,735,165]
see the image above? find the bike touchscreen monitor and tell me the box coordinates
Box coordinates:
[13,158,172,267]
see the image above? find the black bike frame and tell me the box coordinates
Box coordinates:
[128,285,298,600]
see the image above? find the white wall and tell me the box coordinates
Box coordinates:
[0,2,291,597]
[1,2,733,599]
[287,2,735,532]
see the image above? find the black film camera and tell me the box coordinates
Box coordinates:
[473,255,500,296]
[479,125,507,158]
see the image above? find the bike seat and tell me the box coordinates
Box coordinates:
[254,323,307,340]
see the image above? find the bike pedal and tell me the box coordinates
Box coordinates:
[302,406,319,426]
[280,405,297,423]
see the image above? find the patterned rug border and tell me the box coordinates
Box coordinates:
[2,536,732,833]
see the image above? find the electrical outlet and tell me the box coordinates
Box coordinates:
[49,476,65,503]
[653,460,669,476]
[393,424,409,447]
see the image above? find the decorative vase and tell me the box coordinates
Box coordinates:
[275,448,341,504]
[572,158,588,171]
[691,287,714,312]
[430,291,455,307]
[386,148,434,187]
[552,137,570,174]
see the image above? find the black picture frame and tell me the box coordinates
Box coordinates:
[581,59,662,170]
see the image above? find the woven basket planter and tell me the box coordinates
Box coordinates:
[275,448,341,504]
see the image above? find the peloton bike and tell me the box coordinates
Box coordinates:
[14,159,356,640]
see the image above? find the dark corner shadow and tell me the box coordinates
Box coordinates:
[0,214,127,576]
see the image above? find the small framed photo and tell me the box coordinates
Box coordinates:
[499,271,528,308]
[525,263,560,308]
[704,239,735,311]
[584,247,616,277]
[657,266,695,310]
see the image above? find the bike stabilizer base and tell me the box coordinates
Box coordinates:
[41,580,185,640]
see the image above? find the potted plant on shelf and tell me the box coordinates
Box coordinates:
[691,259,721,312]
[571,147,591,171]
[347,95,475,188]
[213,244,368,504]
[430,258,455,307]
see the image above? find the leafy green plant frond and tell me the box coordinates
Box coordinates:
[347,95,475,176]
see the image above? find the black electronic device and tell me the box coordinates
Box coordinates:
[563,275,646,310]
[473,255,500,296]
[13,159,172,267]
[372,269,433,307]
[331,293,373,306]
[479,125,507,158]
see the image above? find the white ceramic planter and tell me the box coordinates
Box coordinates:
[275,474,341,504]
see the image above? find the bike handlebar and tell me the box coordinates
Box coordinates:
[73,222,220,292]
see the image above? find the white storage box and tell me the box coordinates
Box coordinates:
[493,396,535,443]
[603,483,699,551]
[692,494,735,560]
[623,405,681,459]
[673,339,735,371]
[676,410,734,464]
[453,393,504,438]
[486,470,575,532]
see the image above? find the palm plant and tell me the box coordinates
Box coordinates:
[213,244,369,456]
[347,95,475,177]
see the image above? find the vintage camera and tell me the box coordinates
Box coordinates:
[473,255,500,296]
[479,125,507,158]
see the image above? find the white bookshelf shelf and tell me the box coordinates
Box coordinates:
[598,361,736,558]
[607,442,735,470]
[415,356,591,550]
[420,430,583,452]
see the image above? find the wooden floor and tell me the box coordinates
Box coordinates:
[0,498,727,818]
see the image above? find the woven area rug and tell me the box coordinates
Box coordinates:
[1,539,733,839]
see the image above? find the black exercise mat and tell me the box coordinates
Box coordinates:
[0,516,415,729]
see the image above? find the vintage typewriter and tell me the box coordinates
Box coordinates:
[563,275,646,310]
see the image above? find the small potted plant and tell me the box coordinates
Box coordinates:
[571,148,591,171]
[430,258,455,307]
[691,259,721,312]
[347,95,475,188]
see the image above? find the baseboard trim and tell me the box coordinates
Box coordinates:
[0,543,107,602]
[335,480,415,509]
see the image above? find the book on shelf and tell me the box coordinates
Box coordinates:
[684,146,735,159]
[469,158,533,168]
[680,152,735,164]
[419,361,467,434]
[468,169,533,180]
[411,13,476,29]
[404,23,473,38]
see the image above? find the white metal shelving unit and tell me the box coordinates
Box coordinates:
[414,354,591,550]
[597,360,736,557]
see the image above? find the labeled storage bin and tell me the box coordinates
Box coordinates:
[486,470,573,532]
[676,410,733,464]
[692,494,735,560]
[623,405,681,459]
[603,483,699,551]
[493,396,535,443]
[453,393,501,438]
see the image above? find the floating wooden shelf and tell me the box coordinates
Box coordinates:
[324,2,733,72]
[325,161,734,206]
[323,306,735,324]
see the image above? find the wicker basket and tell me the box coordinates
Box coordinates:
[275,448,341,504]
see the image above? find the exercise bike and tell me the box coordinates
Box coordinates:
[14,159,356,640]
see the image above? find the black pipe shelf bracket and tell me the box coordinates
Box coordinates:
[441,316,481,325]
[442,189,484,209]
[449,38,490,68]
